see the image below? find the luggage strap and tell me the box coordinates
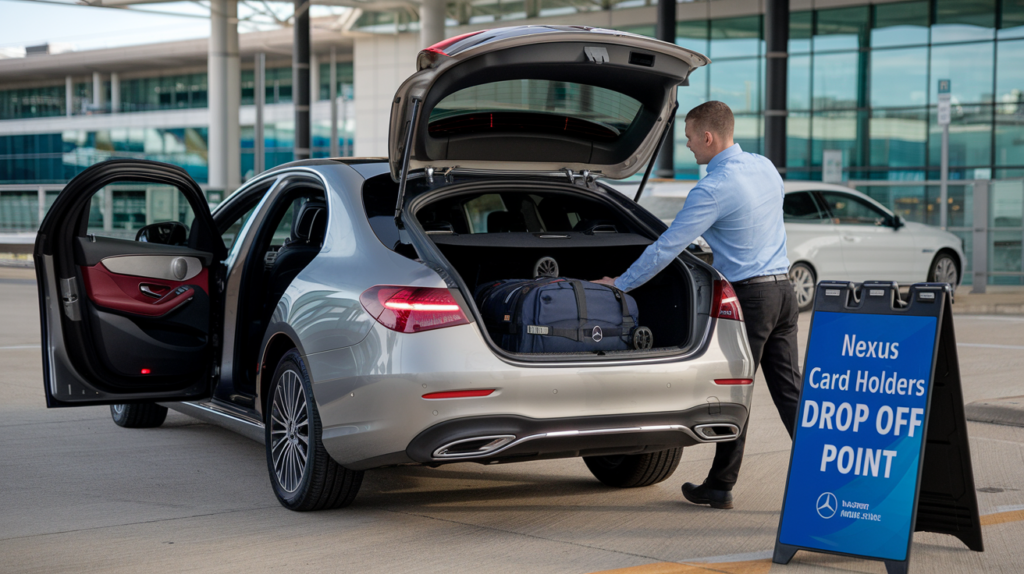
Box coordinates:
[526,325,630,342]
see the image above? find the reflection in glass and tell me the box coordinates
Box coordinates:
[1001,0,1024,38]
[790,11,812,53]
[710,16,762,59]
[933,0,996,43]
[709,58,761,114]
[989,230,1023,282]
[813,52,863,110]
[814,6,869,51]
[990,180,1024,227]
[812,111,866,167]
[928,105,994,167]
[930,42,995,104]
[872,1,930,47]
[995,113,1024,166]
[787,113,811,168]
[788,55,811,110]
[734,115,762,155]
[996,39,1024,109]
[679,67,709,117]
[870,47,928,108]
[676,20,709,56]
[870,109,928,168]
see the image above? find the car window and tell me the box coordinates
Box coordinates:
[221,207,256,250]
[819,191,890,226]
[783,192,827,223]
[85,182,196,243]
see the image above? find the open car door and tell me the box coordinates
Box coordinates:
[34,159,227,407]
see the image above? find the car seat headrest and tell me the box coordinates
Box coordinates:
[292,199,327,244]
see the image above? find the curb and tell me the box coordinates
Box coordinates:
[965,396,1024,428]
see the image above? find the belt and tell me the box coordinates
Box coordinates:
[735,273,789,286]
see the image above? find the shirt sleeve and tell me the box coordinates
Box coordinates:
[614,185,720,292]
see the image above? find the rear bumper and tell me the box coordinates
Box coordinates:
[306,319,754,470]
[406,404,747,465]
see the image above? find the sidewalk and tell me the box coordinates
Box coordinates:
[952,289,1024,315]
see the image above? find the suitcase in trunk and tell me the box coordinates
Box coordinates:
[474,278,652,353]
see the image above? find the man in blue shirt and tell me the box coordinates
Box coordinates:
[595,101,801,509]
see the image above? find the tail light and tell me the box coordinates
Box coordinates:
[711,279,743,321]
[360,286,470,334]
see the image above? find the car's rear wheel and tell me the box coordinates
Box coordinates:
[266,349,363,511]
[583,448,683,488]
[110,403,167,428]
[789,262,816,312]
[929,252,959,289]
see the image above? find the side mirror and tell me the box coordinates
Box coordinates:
[890,214,904,229]
[136,221,188,246]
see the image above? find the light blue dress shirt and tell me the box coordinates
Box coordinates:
[615,144,790,291]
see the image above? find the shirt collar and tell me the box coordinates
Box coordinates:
[707,143,743,174]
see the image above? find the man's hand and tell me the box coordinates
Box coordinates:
[592,276,618,287]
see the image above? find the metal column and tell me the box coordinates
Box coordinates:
[329,47,339,157]
[92,72,104,112]
[764,0,789,174]
[655,0,675,178]
[971,180,988,294]
[420,0,447,48]
[208,0,228,194]
[255,53,266,174]
[110,72,120,114]
[65,76,73,117]
[226,0,240,189]
[293,0,311,161]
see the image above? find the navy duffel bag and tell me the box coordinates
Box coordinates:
[474,278,653,353]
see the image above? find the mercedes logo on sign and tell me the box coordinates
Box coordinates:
[816,492,838,519]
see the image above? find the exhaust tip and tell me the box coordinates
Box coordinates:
[693,424,740,442]
[433,435,516,458]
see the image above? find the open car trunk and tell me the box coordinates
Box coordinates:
[407,183,713,360]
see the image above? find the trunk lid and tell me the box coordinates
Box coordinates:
[389,26,709,182]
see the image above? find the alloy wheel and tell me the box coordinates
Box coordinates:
[790,265,815,309]
[270,369,310,493]
[932,256,958,286]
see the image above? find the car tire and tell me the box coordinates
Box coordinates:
[110,403,168,428]
[789,262,816,312]
[583,448,683,488]
[265,349,363,511]
[929,252,959,289]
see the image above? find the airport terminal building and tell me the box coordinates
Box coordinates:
[0,0,1022,286]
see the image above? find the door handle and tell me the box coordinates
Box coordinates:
[140,284,165,299]
[842,236,857,242]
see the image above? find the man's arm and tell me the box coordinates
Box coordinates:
[612,187,720,292]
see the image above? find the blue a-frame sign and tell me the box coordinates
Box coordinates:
[774,281,984,574]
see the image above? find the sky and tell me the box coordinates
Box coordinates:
[0,0,347,53]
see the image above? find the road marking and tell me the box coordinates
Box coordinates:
[0,345,38,350]
[981,509,1024,526]
[958,343,1024,350]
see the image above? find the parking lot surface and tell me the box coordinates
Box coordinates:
[2,266,1023,574]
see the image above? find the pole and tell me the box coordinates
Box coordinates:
[293,0,311,161]
[110,72,120,114]
[329,47,339,157]
[420,0,446,48]
[226,0,240,189]
[764,0,789,175]
[940,125,949,229]
[65,76,73,117]
[208,0,227,195]
[655,0,675,178]
[255,53,265,174]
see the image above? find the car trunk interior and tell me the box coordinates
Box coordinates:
[412,187,699,353]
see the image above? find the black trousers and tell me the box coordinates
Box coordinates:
[704,279,803,491]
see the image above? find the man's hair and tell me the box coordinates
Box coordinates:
[685,101,735,139]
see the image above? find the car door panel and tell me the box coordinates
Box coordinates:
[818,191,917,282]
[34,159,226,407]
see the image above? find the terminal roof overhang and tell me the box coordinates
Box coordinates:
[0,12,358,86]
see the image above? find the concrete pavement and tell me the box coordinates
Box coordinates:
[2,268,1023,573]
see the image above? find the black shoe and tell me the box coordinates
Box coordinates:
[682,481,734,509]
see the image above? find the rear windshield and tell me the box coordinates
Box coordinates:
[428,80,643,141]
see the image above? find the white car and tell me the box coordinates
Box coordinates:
[635,181,966,311]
